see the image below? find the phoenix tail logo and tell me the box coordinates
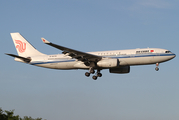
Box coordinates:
[15,40,26,53]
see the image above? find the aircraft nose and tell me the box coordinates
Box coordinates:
[173,54,176,58]
[172,53,176,59]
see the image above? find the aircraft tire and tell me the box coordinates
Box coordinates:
[97,73,102,77]
[155,67,159,71]
[85,72,90,77]
[92,75,97,80]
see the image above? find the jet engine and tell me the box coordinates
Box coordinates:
[97,59,119,68]
[109,66,130,74]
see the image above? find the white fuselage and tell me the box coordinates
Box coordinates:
[8,32,176,80]
[15,48,175,70]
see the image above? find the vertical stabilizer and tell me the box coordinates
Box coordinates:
[10,33,45,57]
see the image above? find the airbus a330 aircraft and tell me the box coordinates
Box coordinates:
[6,33,176,80]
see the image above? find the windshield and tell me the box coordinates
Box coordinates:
[165,51,172,53]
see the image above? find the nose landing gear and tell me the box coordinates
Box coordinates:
[155,63,159,71]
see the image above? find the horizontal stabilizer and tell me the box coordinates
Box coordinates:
[5,53,31,63]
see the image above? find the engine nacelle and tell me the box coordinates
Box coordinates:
[97,59,119,68]
[109,66,130,74]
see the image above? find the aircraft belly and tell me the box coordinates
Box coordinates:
[55,62,77,69]
[34,61,77,69]
[73,62,89,69]
[119,56,172,66]
[124,57,155,65]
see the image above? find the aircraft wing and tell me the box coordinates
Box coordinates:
[41,38,102,63]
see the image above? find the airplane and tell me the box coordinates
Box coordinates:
[6,32,176,80]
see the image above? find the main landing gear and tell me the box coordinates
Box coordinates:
[155,63,159,71]
[85,68,102,80]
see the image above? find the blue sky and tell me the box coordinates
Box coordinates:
[0,0,179,120]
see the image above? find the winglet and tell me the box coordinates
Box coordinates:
[41,38,50,44]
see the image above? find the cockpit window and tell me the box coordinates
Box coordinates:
[165,51,171,53]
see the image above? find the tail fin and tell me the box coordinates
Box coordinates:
[10,32,45,57]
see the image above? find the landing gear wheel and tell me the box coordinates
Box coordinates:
[85,72,90,77]
[97,73,102,77]
[92,75,97,80]
[155,67,159,71]
[155,63,159,71]
[90,70,95,74]
[89,68,95,74]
